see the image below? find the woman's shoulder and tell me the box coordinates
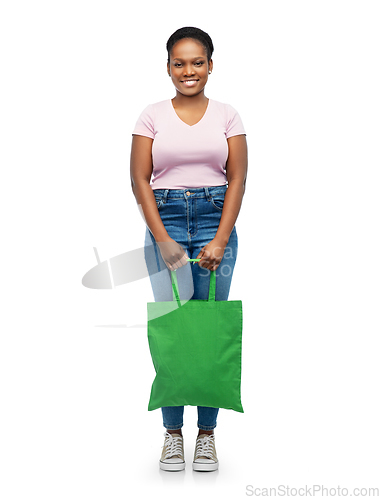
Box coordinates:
[210,98,240,113]
[209,98,243,123]
[210,98,246,136]
[134,99,171,125]
[139,99,170,113]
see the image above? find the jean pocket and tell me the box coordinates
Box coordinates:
[210,194,225,211]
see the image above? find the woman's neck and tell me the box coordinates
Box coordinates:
[172,91,208,109]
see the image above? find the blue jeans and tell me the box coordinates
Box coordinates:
[144,185,238,431]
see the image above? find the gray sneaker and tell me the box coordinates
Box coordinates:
[192,433,219,471]
[159,431,185,471]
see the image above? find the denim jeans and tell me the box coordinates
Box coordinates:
[144,185,238,431]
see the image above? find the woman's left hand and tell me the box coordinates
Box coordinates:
[196,238,226,271]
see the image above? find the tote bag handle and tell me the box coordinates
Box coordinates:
[170,259,216,307]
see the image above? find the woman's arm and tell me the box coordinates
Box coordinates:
[196,134,248,271]
[130,134,188,270]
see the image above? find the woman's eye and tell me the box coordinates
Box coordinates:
[174,62,204,67]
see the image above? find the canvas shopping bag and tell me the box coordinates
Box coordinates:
[147,261,244,412]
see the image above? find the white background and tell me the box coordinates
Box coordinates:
[1,0,379,498]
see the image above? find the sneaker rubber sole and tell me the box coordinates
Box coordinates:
[159,460,186,471]
[192,460,219,472]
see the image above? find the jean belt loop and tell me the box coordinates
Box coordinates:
[204,186,210,201]
[163,189,169,203]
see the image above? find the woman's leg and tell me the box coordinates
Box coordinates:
[161,406,184,434]
[189,187,239,431]
[144,187,238,434]
[197,406,219,435]
[191,231,237,434]
[144,193,193,431]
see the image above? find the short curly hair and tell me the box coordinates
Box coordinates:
[166,26,214,63]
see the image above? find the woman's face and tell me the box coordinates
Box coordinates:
[167,38,213,97]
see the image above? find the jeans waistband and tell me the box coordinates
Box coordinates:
[152,185,227,201]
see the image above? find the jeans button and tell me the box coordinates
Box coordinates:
[186,191,191,196]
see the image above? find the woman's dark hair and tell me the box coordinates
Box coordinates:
[166,26,214,63]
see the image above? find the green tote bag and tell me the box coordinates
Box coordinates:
[147,261,244,413]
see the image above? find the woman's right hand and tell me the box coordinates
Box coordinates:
[157,237,189,271]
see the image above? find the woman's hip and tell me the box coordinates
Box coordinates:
[153,185,231,241]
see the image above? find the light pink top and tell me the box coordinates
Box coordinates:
[132,98,246,189]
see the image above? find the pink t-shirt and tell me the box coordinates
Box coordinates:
[132,98,246,189]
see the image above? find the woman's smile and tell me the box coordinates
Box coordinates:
[181,79,199,87]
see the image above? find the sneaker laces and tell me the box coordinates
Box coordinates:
[162,431,183,460]
[195,434,215,460]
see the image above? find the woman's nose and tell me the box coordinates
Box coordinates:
[183,64,195,76]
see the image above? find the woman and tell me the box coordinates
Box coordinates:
[130,26,248,472]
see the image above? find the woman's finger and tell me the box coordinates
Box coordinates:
[196,247,205,261]
[178,253,189,267]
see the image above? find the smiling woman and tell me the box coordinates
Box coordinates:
[129,26,248,473]
[168,34,213,119]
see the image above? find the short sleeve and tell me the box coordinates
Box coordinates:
[225,104,246,139]
[132,104,155,139]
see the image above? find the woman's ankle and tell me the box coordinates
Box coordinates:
[197,429,214,436]
[166,428,182,436]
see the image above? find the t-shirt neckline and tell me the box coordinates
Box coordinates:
[169,98,211,128]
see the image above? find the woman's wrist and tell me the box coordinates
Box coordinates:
[153,231,172,243]
[213,233,229,248]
